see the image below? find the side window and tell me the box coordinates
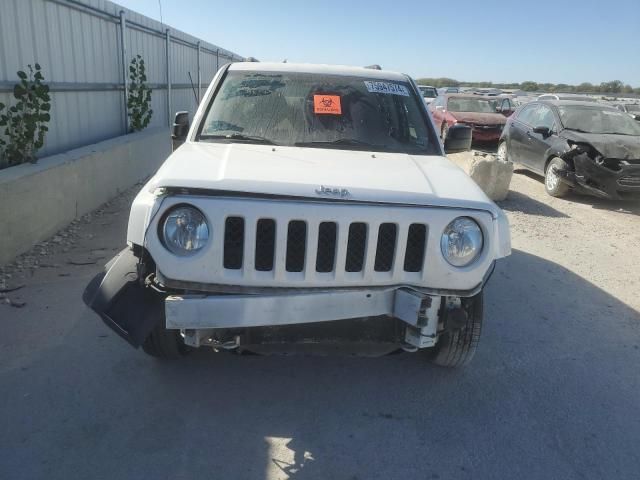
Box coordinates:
[516,104,538,125]
[501,99,511,111]
[537,106,556,130]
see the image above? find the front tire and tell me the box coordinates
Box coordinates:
[544,157,570,197]
[428,292,483,368]
[142,325,188,359]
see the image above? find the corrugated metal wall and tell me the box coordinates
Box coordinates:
[0,0,244,157]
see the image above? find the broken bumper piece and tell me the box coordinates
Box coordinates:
[83,248,164,347]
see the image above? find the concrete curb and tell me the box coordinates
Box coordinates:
[1,128,170,265]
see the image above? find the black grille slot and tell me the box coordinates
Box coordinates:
[374,223,397,272]
[345,223,367,272]
[316,222,337,272]
[286,221,307,272]
[403,224,426,272]
[255,219,276,271]
[223,217,244,269]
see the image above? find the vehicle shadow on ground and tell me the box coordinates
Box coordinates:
[3,250,640,480]
[513,169,640,215]
[497,189,569,218]
[564,193,640,216]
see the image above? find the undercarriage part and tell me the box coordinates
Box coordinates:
[180,316,421,356]
[182,329,241,349]
[442,296,468,331]
[241,316,403,346]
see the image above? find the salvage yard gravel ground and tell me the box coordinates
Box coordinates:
[1,172,639,480]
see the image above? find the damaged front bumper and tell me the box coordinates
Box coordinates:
[84,248,492,350]
[557,148,640,200]
[166,288,442,348]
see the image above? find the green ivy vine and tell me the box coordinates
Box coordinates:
[0,64,51,169]
[127,55,153,132]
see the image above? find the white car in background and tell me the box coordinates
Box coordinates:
[83,62,511,368]
[418,85,438,104]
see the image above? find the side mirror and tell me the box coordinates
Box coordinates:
[444,124,472,154]
[172,111,189,150]
[532,126,551,137]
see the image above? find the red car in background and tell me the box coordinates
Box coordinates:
[429,94,513,144]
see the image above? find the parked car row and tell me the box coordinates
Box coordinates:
[614,103,640,120]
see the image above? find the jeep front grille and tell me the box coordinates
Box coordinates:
[223,217,427,276]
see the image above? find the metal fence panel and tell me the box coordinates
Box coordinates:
[0,0,244,157]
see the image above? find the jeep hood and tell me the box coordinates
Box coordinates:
[561,130,640,160]
[149,142,499,215]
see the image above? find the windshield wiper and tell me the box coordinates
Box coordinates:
[200,133,277,145]
[294,138,389,149]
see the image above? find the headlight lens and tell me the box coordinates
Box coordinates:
[440,217,483,267]
[161,205,209,255]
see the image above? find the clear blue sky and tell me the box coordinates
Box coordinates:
[117,0,639,86]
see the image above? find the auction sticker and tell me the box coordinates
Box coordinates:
[364,81,409,96]
[314,95,342,114]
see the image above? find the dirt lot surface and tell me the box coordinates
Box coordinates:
[1,172,639,480]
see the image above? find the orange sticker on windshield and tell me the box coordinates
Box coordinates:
[314,95,342,115]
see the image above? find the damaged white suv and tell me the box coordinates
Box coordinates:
[84,62,511,367]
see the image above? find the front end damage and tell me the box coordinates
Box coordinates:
[83,246,490,354]
[555,142,640,200]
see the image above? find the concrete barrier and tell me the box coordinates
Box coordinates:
[448,150,514,201]
[0,128,170,265]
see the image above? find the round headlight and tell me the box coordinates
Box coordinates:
[440,217,483,267]
[161,205,209,255]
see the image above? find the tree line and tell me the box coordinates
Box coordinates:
[414,78,638,95]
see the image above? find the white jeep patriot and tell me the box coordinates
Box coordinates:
[83,62,511,367]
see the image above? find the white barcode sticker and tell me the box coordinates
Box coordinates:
[364,81,410,97]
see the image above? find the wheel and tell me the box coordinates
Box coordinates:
[427,292,483,368]
[497,141,510,162]
[142,325,188,359]
[545,157,570,197]
[441,123,449,141]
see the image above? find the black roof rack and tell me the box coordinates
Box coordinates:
[364,64,382,70]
